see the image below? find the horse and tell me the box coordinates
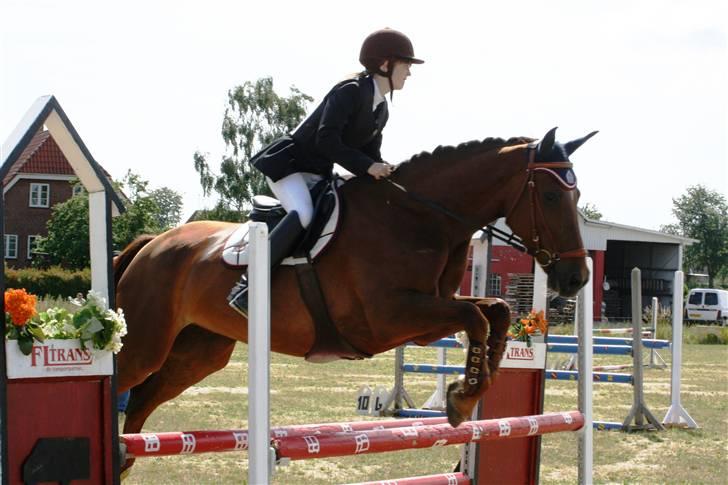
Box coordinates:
[115,127,595,453]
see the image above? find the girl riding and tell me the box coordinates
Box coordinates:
[228,28,424,316]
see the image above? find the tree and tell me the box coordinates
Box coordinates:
[37,174,184,269]
[38,194,90,270]
[112,171,175,249]
[193,77,312,220]
[148,187,183,230]
[661,185,728,287]
[579,202,603,220]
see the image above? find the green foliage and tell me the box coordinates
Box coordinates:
[661,185,728,287]
[148,187,183,230]
[698,331,726,345]
[186,202,241,223]
[4,265,90,298]
[579,202,603,220]
[35,173,183,268]
[38,194,90,269]
[112,171,183,249]
[193,77,313,220]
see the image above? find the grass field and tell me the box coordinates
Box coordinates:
[123,333,728,484]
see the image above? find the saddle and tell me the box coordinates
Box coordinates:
[222,179,340,267]
[222,178,371,363]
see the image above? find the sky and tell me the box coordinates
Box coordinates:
[1,0,726,231]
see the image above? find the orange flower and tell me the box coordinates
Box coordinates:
[4,289,37,327]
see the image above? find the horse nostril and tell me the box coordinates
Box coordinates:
[569,273,584,289]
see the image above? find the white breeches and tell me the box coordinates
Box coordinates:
[266,173,323,228]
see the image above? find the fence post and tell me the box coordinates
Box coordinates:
[662,271,698,429]
[248,222,273,483]
[577,257,593,484]
[622,268,664,431]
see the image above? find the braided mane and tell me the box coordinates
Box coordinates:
[399,136,535,168]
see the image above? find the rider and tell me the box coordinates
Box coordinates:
[228,28,424,317]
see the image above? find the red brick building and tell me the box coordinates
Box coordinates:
[2,130,81,268]
[2,96,124,270]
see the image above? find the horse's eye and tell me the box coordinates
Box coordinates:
[544,192,561,205]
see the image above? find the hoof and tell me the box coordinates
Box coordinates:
[445,381,468,427]
[120,458,135,481]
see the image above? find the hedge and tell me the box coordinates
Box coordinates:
[4,265,91,298]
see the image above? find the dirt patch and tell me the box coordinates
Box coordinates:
[182,386,279,396]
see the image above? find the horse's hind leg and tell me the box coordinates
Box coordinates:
[121,325,236,469]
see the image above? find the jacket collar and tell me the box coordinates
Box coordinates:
[371,75,385,110]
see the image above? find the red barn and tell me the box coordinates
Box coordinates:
[460,217,695,322]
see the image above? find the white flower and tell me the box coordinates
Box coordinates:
[85,290,108,311]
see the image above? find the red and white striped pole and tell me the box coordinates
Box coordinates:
[121,416,448,459]
[275,411,583,461]
[345,472,471,485]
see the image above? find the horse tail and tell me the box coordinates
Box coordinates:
[114,235,156,289]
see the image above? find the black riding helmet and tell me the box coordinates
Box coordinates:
[359,28,424,100]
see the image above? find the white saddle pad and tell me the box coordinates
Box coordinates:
[221,189,341,267]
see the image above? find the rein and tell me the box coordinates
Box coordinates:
[385,144,587,269]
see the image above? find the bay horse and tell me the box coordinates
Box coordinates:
[115,127,595,449]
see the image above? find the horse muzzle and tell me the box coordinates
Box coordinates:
[546,258,590,297]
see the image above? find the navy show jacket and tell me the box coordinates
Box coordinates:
[253,75,388,182]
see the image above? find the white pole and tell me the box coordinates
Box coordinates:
[650,297,658,366]
[532,264,548,313]
[248,222,272,484]
[88,191,110,302]
[663,271,698,428]
[470,237,488,298]
[577,257,594,485]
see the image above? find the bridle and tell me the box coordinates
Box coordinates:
[504,143,588,269]
[384,142,587,270]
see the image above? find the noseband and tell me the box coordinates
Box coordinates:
[505,144,588,269]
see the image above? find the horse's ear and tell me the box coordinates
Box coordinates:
[564,131,599,156]
[537,127,558,156]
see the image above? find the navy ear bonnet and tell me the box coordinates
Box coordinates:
[547,163,578,189]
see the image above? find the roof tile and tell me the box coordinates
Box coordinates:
[3,130,75,185]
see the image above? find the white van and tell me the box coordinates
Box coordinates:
[685,288,728,325]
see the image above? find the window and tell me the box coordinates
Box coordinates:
[27,235,41,259]
[4,235,18,259]
[704,292,718,306]
[72,183,85,197]
[29,183,50,207]
[487,273,502,296]
[688,292,703,305]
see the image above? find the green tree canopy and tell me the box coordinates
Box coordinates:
[579,202,603,220]
[148,187,183,229]
[37,174,184,269]
[39,194,90,270]
[661,185,728,287]
[193,77,312,221]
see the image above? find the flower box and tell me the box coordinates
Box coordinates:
[5,339,113,379]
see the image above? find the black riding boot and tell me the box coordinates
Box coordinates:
[227,211,305,317]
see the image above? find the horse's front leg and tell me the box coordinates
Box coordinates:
[369,293,492,427]
[454,296,511,380]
